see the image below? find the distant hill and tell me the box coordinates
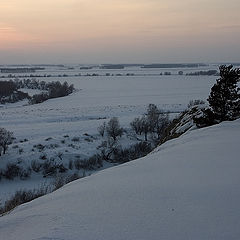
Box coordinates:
[142,63,208,68]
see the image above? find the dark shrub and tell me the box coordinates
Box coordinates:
[68,160,73,170]
[0,81,17,96]
[208,65,240,121]
[58,164,68,173]
[106,117,124,141]
[30,92,49,104]
[52,175,65,190]
[19,168,32,180]
[4,163,21,180]
[31,160,42,173]
[193,108,218,128]
[65,173,81,184]
[42,160,58,177]
[0,186,49,214]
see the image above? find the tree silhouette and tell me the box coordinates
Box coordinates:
[208,65,240,121]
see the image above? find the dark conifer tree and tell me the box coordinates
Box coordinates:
[208,65,240,121]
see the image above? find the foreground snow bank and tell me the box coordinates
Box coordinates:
[1,119,240,240]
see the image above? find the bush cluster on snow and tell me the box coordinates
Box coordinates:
[95,111,170,163]
[0,81,30,104]
[0,79,74,105]
[0,106,172,181]
[1,163,31,180]
[0,187,49,215]
[130,104,170,142]
[29,81,74,104]
[0,172,84,214]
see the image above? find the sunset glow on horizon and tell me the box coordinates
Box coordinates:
[0,0,240,64]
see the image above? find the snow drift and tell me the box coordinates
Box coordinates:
[0,119,240,240]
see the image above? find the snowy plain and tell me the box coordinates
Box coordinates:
[0,64,228,202]
[0,118,239,240]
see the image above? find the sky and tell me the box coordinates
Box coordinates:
[0,0,240,64]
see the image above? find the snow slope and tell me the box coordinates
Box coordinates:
[0,119,239,240]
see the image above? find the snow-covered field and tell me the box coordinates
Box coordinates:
[0,118,239,240]
[0,64,222,202]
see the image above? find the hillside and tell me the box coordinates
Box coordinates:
[0,119,240,240]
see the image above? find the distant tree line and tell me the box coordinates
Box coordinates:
[29,81,74,104]
[14,78,74,92]
[141,63,207,68]
[0,81,29,104]
[0,81,17,95]
[0,79,75,104]
[186,70,218,76]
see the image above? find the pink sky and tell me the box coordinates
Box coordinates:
[0,0,240,64]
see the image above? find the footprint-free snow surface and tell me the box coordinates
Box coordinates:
[0,119,240,240]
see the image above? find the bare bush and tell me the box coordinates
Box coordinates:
[74,155,102,170]
[130,104,170,142]
[18,148,24,154]
[71,137,80,142]
[31,160,42,173]
[87,154,103,168]
[65,173,81,184]
[58,164,68,173]
[146,104,159,133]
[74,158,84,170]
[47,143,59,149]
[52,175,65,190]
[68,160,73,170]
[98,138,119,162]
[42,160,58,177]
[0,128,13,155]
[112,141,152,163]
[0,186,50,215]
[130,117,143,135]
[98,122,106,137]
[106,117,124,141]
[140,116,150,141]
[4,163,22,180]
[33,144,45,152]
[19,168,31,180]
[0,170,3,181]
[39,154,47,160]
